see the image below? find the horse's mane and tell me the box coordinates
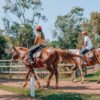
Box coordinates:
[15,47,28,51]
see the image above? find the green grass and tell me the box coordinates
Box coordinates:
[0,70,100,100]
[86,70,100,82]
[0,84,100,100]
[0,84,28,95]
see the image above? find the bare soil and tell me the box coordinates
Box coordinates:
[0,78,100,100]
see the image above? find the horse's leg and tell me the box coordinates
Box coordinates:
[78,65,85,83]
[71,69,77,82]
[30,67,41,88]
[52,64,58,89]
[46,63,54,88]
[23,66,30,87]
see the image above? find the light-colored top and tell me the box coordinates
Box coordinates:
[34,33,45,45]
[84,36,93,50]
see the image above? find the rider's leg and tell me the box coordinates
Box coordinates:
[28,45,43,64]
[80,48,92,65]
[80,48,89,57]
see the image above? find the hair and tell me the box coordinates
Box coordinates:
[36,29,45,39]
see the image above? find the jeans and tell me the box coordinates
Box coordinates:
[28,44,44,62]
[80,48,89,56]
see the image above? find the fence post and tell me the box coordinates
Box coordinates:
[30,76,35,97]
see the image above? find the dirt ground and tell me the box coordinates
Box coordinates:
[0,78,100,100]
[0,90,39,100]
[0,78,39,100]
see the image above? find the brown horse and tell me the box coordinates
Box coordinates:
[62,48,100,83]
[12,46,60,89]
[12,46,81,88]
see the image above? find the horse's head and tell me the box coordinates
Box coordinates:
[12,47,28,62]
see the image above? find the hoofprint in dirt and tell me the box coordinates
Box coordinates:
[0,78,100,95]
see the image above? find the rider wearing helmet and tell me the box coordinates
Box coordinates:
[28,25,46,65]
[80,31,93,56]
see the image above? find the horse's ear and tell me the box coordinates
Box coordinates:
[13,46,19,54]
[13,46,16,51]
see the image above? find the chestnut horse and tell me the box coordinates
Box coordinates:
[62,48,100,83]
[12,46,81,88]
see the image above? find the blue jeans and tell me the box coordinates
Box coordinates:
[28,44,46,63]
[80,48,89,56]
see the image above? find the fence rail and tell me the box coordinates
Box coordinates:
[0,59,97,79]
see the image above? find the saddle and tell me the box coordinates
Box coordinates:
[33,45,46,68]
[33,45,46,58]
[83,47,95,65]
[86,47,95,58]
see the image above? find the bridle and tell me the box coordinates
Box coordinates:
[13,47,27,60]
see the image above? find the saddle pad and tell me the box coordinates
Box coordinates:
[33,45,46,58]
[33,50,42,58]
[88,51,94,58]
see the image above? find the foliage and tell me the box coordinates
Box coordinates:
[53,7,86,49]
[0,34,7,59]
[90,12,100,35]
[0,31,12,59]
[86,70,100,82]
[3,0,47,47]
[47,40,60,48]
[90,12,100,47]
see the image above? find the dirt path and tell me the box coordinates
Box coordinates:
[0,78,100,98]
[0,90,39,100]
[0,78,39,100]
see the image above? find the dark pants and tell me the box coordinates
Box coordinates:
[80,48,89,56]
[28,44,45,62]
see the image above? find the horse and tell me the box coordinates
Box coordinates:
[11,46,81,89]
[63,48,100,83]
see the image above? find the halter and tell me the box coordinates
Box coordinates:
[14,47,28,60]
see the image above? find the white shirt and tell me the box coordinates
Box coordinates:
[84,36,93,50]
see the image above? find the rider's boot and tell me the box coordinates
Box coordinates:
[28,58,35,66]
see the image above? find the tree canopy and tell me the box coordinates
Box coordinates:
[53,7,87,49]
[3,0,47,48]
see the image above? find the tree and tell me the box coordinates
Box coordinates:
[3,0,47,47]
[90,12,100,47]
[0,30,12,59]
[53,7,86,49]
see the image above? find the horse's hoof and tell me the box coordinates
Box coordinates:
[81,81,84,84]
[22,83,27,88]
[37,85,41,89]
[73,79,77,83]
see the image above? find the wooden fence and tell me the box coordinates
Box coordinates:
[0,60,97,79]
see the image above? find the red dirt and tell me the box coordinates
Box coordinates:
[0,78,100,100]
[40,79,100,95]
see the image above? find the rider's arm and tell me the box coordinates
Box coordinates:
[83,41,87,48]
[83,36,88,48]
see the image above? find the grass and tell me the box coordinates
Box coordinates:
[0,84,100,100]
[0,70,100,100]
[0,84,28,95]
[86,70,100,82]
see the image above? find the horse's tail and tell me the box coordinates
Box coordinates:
[55,49,82,63]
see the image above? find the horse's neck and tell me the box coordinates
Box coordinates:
[19,49,28,59]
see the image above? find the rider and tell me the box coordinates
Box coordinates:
[28,25,46,65]
[80,31,93,57]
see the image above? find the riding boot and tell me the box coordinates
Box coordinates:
[28,58,35,66]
